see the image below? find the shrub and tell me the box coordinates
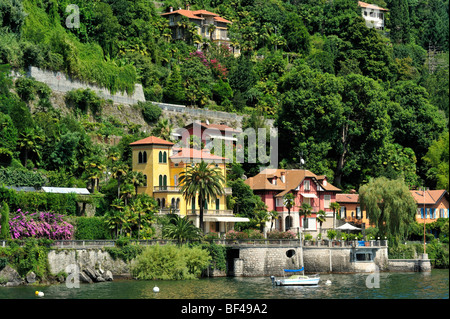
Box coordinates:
[5,209,74,240]
[140,101,162,124]
[131,244,211,280]
[65,88,104,116]
[74,217,110,240]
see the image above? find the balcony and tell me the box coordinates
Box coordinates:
[187,209,234,216]
[153,186,232,195]
[153,186,181,193]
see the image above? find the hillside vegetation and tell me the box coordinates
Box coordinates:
[0,0,448,192]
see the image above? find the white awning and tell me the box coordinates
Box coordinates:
[301,193,318,198]
[203,216,250,222]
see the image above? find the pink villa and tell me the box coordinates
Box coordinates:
[245,169,341,236]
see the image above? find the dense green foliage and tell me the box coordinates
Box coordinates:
[130,244,211,280]
[0,0,448,192]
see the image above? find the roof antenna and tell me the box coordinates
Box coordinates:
[299,151,305,169]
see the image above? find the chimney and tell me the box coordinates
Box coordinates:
[169,6,173,12]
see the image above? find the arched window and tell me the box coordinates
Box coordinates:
[163,151,167,163]
[159,151,163,163]
[143,151,147,163]
[215,198,220,211]
[138,152,143,164]
[157,198,161,207]
[161,198,165,208]
[171,198,176,208]
[285,216,293,231]
[143,175,147,187]
[159,175,163,189]
[163,175,167,190]
[176,198,180,209]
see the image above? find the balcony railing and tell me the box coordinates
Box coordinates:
[187,209,234,216]
[153,186,232,195]
[153,186,181,192]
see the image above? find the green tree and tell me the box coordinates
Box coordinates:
[329,202,341,230]
[179,161,225,232]
[388,0,411,44]
[283,192,295,221]
[423,132,449,191]
[162,214,203,245]
[316,210,327,238]
[359,177,417,246]
[163,66,185,104]
[151,118,174,142]
[298,202,312,231]
[0,201,10,239]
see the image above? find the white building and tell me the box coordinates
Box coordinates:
[358,1,388,30]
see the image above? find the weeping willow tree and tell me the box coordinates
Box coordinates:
[359,177,417,246]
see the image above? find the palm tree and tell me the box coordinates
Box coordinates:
[127,170,146,197]
[162,214,203,245]
[18,128,42,167]
[283,192,296,231]
[316,210,327,239]
[208,24,216,41]
[298,202,312,230]
[151,118,174,141]
[268,210,278,231]
[111,162,129,199]
[330,202,341,230]
[178,161,225,232]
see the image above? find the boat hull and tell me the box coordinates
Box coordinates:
[274,276,320,286]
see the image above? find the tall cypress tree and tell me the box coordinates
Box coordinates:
[0,202,10,240]
[388,0,411,44]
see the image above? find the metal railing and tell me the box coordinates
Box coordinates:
[0,239,389,249]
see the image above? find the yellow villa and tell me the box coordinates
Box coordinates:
[129,135,248,234]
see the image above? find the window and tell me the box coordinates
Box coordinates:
[176,198,180,209]
[143,151,147,163]
[143,175,147,187]
[285,216,293,230]
[303,218,316,231]
[138,152,143,164]
[356,207,361,219]
[159,151,163,163]
[355,252,373,262]
[324,195,331,209]
[163,152,167,163]
[341,206,347,219]
[216,198,220,211]
[304,180,310,191]
[276,198,284,207]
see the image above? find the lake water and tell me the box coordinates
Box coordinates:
[1,269,448,300]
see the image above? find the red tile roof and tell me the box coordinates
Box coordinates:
[129,136,174,147]
[358,1,388,11]
[336,194,360,203]
[410,190,448,205]
[245,169,341,195]
[161,9,231,23]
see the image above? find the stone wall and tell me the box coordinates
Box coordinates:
[231,245,390,277]
[47,249,130,277]
[27,67,146,105]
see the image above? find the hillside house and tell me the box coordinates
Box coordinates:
[411,189,449,224]
[129,135,247,235]
[161,6,237,53]
[245,169,341,236]
[358,1,388,30]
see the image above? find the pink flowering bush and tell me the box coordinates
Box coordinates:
[267,229,298,239]
[188,51,228,79]
[0,209,74,240]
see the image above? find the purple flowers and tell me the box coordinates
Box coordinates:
[0,209,74,240]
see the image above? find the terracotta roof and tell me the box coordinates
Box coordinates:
[213,16,232,24]
[358,1,388,11]
[129,136,174,147]
[244,169,341,196]
[161,9,232,23]
[161,9,204,20]
[336,194,360,203]
[410,190,448,205]
[170,147,227,161]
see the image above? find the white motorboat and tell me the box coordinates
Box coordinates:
[271,268,320,286]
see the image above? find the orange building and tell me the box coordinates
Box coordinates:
[336,193,371,228]
[410,190,449,224]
